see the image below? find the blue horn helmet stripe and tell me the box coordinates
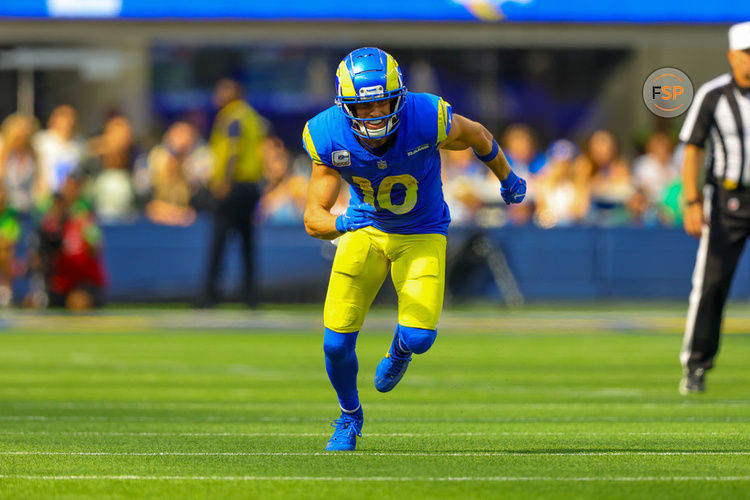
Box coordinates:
[335,47,407,139]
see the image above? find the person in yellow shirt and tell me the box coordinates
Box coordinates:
[199,78,266,307]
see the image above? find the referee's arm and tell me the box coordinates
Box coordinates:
[682,145,706,238]
[679,81,717,239]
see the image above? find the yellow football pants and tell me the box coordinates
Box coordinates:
[323,226,447,333]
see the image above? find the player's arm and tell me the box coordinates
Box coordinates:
[304,162,343,240]
[682,144,706,238]
[440,113,526,204]
[441,113,510,180]
[210,119,241,199]
[678,82,716,239]
[304,162,377,240]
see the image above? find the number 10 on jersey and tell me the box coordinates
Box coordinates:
[351,174,418,215]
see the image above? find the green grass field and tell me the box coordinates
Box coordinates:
[1,304,749,499]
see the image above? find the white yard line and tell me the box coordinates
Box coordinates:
[0,431,739,438]
[3,451,749,457]
[4,401,750,410]
[3,415,749,423]
[0,474,748,482]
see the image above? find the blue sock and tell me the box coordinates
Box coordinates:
[391,326,411,357]
[323,328,360,413]
[342,406,363,421]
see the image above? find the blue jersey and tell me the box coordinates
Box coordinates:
[303,92,453,235]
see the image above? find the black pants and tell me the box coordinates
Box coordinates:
[682,185,750,372]
[203,182,260,303]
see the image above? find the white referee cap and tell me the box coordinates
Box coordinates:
[729,21,750,50]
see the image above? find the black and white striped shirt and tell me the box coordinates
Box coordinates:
[680,73,750,189]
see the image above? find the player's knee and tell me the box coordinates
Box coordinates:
[398,325,437,354]
[324,302,364,333]
[323,328,358,361]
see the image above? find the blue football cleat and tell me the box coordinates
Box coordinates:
[375,334,412,392]
[325,411,363,451]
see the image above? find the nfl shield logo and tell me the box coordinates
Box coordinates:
[377,160,387,170]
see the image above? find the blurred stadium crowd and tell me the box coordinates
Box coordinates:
[0,101,685,309]
[444,124,684,229]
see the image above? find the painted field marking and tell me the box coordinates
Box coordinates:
[3,400,750,411]
[3,415,750,423]
[3,451,750,457]
[0,431,740,438]
[0,475,749,482]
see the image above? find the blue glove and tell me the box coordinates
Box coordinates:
[500,171,527,205]
[335,203,376,233]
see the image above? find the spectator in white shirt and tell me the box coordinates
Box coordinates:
[33,105,84,194]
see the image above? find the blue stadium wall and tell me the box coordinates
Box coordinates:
[73,216,750,302]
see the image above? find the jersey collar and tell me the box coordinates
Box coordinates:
[356,133,397,157]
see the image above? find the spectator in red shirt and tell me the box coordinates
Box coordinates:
[37,174,107,311]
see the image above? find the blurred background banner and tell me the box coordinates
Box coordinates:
[1,0,749,22]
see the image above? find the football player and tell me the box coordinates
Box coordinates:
[302,47,526,451]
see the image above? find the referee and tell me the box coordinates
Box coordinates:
[679,21,750,394]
